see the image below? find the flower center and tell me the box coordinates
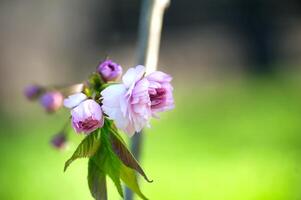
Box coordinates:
[78,117,100,130]
[149,88,166,108]
[108,64,115,71]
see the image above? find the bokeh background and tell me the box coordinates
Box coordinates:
[1,0,301,199]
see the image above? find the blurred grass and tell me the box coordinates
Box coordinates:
[1,76,301,199]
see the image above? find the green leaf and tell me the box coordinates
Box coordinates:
[83,73,105,98]
[64,129,101,171]
[86,125,149,200]
[83,85,93,97]
[109,129,152,182]
[89,73,104,93]
[102,154,124,198]
[92,127,124,198]
[88,159,107,200]
[120,164,148,200]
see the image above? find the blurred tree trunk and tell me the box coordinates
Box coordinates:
[237,1,275,74]
[125,0,169,199]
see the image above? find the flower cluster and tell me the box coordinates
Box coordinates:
[61,60,174,137]
[25,59,174,138]
[25,59,174,200]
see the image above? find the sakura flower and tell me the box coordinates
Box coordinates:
[101,65,151,136]
[146,71,174,115]
[40,91,63,112]
[97,59,122,82]
[71,99,104,134]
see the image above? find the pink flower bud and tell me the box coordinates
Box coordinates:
[24,85,42,100]
[97,60,122,82]
[71,99,104,134]
[40,91,63,112]
[51,133,67,149]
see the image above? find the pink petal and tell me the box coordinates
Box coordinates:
[122,65,145,88]
[146,71,172,83]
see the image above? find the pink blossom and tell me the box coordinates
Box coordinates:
[71,99,104,134]
[101,65,151,136]
[40,91,63,112]
[97,60,122,82]
[146,71,174,115]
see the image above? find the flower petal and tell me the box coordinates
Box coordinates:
[101,84,127,107]
[146,71,172,83]
[64,93,87,109]
[122,65,145,88]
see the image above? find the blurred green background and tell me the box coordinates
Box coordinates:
[2,0,301,200]
[2,75,301,200]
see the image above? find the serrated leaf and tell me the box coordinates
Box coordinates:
[87,125,149,200]
[102,151,124,197]
[88,159,107,200]
[103,155,124,198]
[109,129,152,183]
[64,129,101,171]
[91,127,124,198]
[120,164,148,200]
